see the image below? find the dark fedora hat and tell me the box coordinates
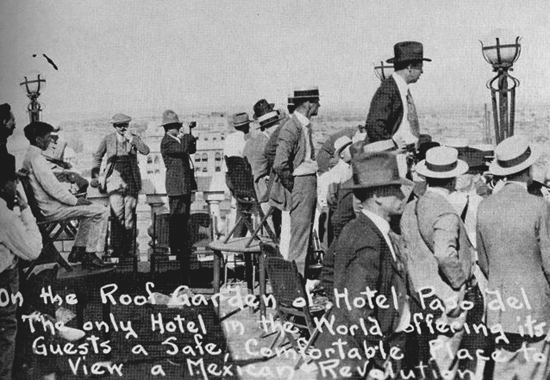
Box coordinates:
[347,151,413,189]
[252,99,275,120]
[387,41,432,64]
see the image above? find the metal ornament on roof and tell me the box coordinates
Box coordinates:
[480,33,521,144]
[20,72,46,122]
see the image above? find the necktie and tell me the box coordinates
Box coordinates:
[406,89,420,138]
[306,124,315,160]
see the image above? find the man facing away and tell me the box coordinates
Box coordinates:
[273,86,320,277]
[23,121,110,268]
[400,146,478,377]
[160,110,197,285]
[477,136,550,380]
[315,151,412,380]
[365,41,430,151]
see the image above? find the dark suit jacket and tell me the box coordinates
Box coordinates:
[316,212,408,372]
[365,76,403,142]
[160,133,196,196]
[477,183,550,333]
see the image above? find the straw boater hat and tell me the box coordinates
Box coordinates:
[231,112,252,128]
[289,86,320,104]
[387,41,432,64]
[257,110,284,130]
[347,149,413,189]
[110,113,131,125]
[334,136,353,157]
[415,146,469,179]
[489,135,539,176]
[161,110,182,127]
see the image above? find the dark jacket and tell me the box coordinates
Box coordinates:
[160,133,196,196]
[365,76,403,142]
[316,212,408,373]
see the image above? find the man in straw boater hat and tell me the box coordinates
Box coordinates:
[400,146,480,378]
[315,151,412,380]
[477,136,550,380]
[91,113,150,258]
[365,41,431,148]
[243,108,285,234]
[273,86,320,277]
[160,110,197,285]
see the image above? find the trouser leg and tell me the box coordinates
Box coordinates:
[288,175,317,277]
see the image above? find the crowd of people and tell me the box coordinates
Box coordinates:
[1,39,549,379]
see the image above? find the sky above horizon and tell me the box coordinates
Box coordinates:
[1,0,549,127]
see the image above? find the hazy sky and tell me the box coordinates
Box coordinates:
[1,0,549,125]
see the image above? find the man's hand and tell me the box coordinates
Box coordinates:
[90,178,100,188]
[76,197,92,206]
[124,130,134,142]
[15,191,28,211]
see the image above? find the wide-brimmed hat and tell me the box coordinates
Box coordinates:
[489,135,539,176]
[334,136,353,157]
[387,41,432,64]
[110,113,132,125]
[416,146,469,179]
[444,137,469,150]
[231,112,252,128]
[347,151,413,189]
[252,99,275,120]
[257,110,284,129]
[161,110,182,127]
[289,86,320,104]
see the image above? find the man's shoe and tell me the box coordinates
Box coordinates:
[81,252,114,269]
[68,246,85,263]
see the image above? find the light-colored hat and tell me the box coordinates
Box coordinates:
[347,151,413,189]
[334,136,353,157]
[415,146,469,179]
[289,86,320,104]
[110,113,131,125]
[364,139,395,153]
[257,110,284,129]
[489,135,540,176]
[231,112,252,128]
[161,110,181,127]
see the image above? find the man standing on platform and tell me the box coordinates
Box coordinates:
[160,110,197,284]
[91,113,150,257]
[365,41,430,150]
[477,136,550,380]
[273,86,320,277]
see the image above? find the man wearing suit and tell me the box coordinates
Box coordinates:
[365,41,430,149]
[273,87,320,276]
[400,146,477,377]
[160,110,197,285]
[91,113,150,257]
[316,151,412,380]
[477,136,550,380]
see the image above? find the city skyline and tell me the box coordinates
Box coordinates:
[1,1,549,126]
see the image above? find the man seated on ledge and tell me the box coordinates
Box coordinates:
[22,121,111,268]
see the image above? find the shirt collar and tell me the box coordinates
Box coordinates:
[361,209,390,236]
[293,110,310,128]
[116,132,125,143]
[392,72,409,96]
[167,133,180,142]
[427,186,451,199]
[28,145,42,155]
[505,181,528,190]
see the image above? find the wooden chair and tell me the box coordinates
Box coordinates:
[150,212,215,282]
[262,242,330,369]
[225,156,277,247]
[19,172,74,276]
